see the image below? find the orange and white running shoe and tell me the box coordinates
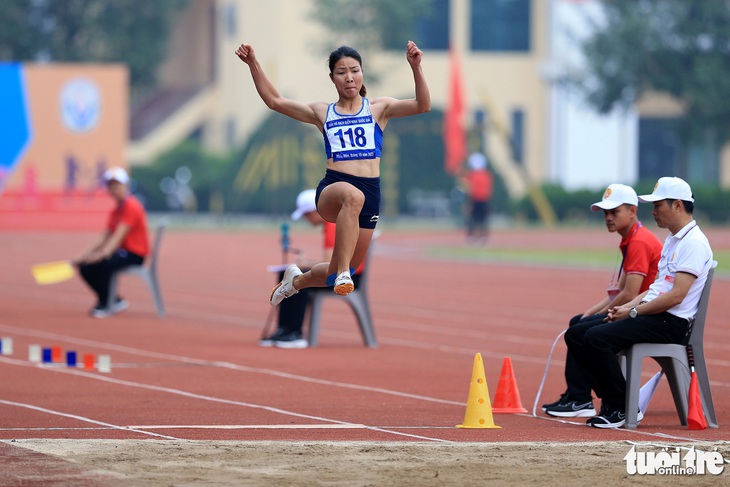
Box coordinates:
[333,271,354,296]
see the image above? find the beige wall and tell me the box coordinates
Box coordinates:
[159,0,216,89]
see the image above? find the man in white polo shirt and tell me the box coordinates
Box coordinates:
[565,177,713,428]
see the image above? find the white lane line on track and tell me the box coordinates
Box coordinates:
[0,357,452,443]
[1,353,713,445]
[5,283,730,353]
[0,425,369,431]
[4,320,730,375]
[1,326,726,444]
[0,427,113,431]
[0,425,460,431]
[0,399,181,440]
[530,413,714,443]
[0,325,466,405]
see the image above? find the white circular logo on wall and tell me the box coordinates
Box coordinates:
[60,78,101,133]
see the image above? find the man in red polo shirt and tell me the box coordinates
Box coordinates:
[542,183,663,418]
[74,167,149,318]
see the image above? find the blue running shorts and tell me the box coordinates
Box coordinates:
[315,169,380,229]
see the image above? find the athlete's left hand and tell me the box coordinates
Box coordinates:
[406,40,423,67]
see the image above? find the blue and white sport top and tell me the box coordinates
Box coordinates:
[323,98,383,162]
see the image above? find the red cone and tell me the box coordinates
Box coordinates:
[492,357,528,414]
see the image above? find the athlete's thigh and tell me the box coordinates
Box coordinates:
[318,182,364,222]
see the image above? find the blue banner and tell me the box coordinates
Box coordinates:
[0,63,32,186]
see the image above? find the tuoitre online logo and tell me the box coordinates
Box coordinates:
[625,445,726,476]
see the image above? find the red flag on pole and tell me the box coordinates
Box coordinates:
[444,47,467,175]
[688,373,707,430]
[686,345,707,430]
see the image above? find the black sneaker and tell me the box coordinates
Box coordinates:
[90,306,111,319]
[259,328,288,347]
[273,330,308,349]
[259,329,308,349]
[545,399,596,418]
[110,297,129,315]
[586,406,644,428]
[541,392,569,412]
[587,405,625,428]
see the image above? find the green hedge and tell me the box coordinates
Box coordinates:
[512,182,730,225]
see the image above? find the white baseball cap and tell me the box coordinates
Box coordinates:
[467,152,487,170]
[591,184,638,211]
[638,177,694,203]
[103,167,129,185]
[291,189,317,220]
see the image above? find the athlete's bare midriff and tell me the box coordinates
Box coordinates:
[325,157,380,178]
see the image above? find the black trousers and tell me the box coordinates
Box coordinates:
[78,249,144,308]
[467,200,490,238]
[276,270,362,334]
[564,311,691,411]
[563,313,607,403]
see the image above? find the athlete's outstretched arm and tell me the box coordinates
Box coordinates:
[236,43,325,127]
[379,40,431,120]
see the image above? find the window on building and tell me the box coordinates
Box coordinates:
[383,0,449,51]
[415,0,450,50]
[639,118,682,181]
[222,3,236,38]
[471,0,531,52]
[638,117,719,184]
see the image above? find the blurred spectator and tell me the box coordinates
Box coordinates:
[461,151,493,243]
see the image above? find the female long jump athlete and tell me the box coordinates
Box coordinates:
[236,41,430,305]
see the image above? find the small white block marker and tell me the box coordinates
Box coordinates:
[28,344,41,362]
[1,337,13,355]
[97,354,112,373]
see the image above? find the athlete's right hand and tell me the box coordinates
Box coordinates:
[235,44,256,65]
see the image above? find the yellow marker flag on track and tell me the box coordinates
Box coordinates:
[31,261,75,285]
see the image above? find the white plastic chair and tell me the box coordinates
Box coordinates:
[107,221,167,317]
[619,260,718,429]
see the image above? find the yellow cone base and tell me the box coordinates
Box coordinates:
[456,353,500,429]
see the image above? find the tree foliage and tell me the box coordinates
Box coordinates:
[0,0,188,95]
[133,140,230,212]
[310,0,435,51]
[576,0,730,142]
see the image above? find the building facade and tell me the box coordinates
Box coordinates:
[128,0,730,198]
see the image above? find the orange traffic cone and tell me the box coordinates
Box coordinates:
[491,357,528,414]
[456,353,500,429]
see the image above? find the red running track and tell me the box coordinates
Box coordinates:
[1,225,729,445]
